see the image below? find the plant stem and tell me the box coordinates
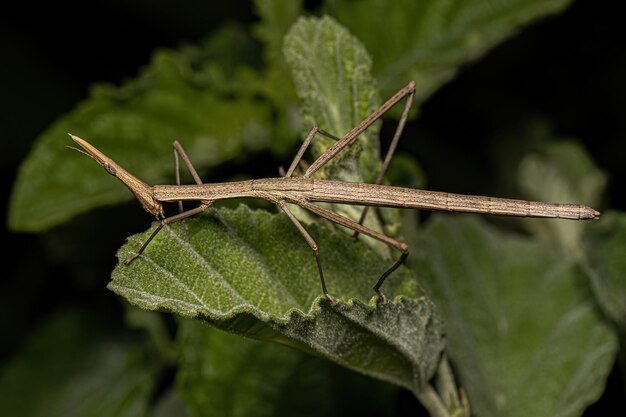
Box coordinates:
[414,383,449,417]
[435,355,461,409]
[435,355,470,416]
[416,356,471,417]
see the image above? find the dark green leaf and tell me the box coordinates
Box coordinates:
[109,206,445,395]
[176,319,398,417]
[584,211,626,331]
[326,0,573,102]
[252,0,305,146]
[0,310,158,417]
[416,215,618,417]
[152,389,191,417]
[9,28,278,232]
[254,0,303,67]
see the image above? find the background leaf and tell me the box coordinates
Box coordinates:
[8,27,279,232]
[517,139,606,253]
[254,0,303,67]
[252,0,304,140]
[415,215,618,417]
[326,0,573,102]
[176,319,401,417]
[584,211,626,331]
[0,310,159,417]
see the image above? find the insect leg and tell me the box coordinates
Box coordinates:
[277,200,335,304]
[295,199,409,303]
[285,127,341,178]
[173,140,203,212]
[354,83,415,235]
[124,201,213,265]
[304,81,416,179]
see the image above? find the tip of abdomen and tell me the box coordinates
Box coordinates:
[580,206,601,220]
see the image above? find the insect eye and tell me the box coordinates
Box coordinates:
[103,162,117,176]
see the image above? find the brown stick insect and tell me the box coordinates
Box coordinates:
[68,81,600,303]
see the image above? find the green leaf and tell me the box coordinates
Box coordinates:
[109,205,445,395]
[326,0,573,101]
[416,215,618,417]
[176,319,398,417]
[8,27,278,232]
[254,0,303,68]
[0,310,158,417]
[177,320,309,417]
[252,0,305,145]
[584,211,626,331]
[517,140,606,253]
[152,389,191,417]
[284,16,406,256]
[283,16,382,184]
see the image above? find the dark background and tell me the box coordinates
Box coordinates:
[1,0,624,414]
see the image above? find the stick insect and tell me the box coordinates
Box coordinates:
[69,81,600,303]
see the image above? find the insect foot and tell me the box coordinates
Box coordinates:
[324,292,337,307]
[374,289,388,306]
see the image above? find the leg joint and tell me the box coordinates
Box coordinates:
[400,243,409,254]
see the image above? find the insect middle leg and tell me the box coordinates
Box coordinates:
[276,199,335,304]
[287,82,416,235]
[303,81,416,181]
[354,82,415,235]
[294,198,409,303]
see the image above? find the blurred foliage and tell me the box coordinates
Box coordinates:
[415,215,617,417]
[0,311,159,417]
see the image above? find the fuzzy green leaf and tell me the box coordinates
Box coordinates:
[109,206,445,395]
[283,16,407,257]
[176,319,399,417]
[326,0,573,101]
[0,311,158,417]
[284,16,381,184]
[416,215,618,417]
[8,28,278,232]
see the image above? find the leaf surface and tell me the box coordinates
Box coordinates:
[109,206,445,395]
[283,16,407,257]
[284,15,381,184]
[415,215,618,417]
[176,319,399,417]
